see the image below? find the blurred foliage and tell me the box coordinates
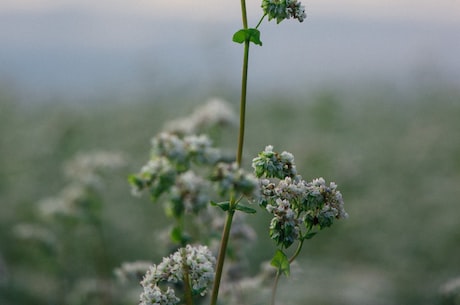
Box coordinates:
[1,84,460,305]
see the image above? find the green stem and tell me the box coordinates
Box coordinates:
[240,0,248,29]
[236,39,250,166]
[270,270,281,305]
[182,248,194,305]
[289,239,304,264]
[209,0,251,304]
[209,208,235,305]
[236,0,250,166]
[270,240,305,305]
[255,14,266,29]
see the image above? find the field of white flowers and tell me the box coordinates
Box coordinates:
[1,85,460,305]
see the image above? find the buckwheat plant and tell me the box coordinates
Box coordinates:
[13,151,126,305]
[128,1,347,305]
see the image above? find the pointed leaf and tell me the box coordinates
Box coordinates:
[303,231,317,240]
[210,200,230,212]
[235,203,257,214]
[270,249,290,276]
[247,28,262,46]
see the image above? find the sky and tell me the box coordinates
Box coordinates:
[1,0,459,23]
[1,0,459,100]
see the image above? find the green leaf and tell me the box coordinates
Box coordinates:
[232,28,262,46]
[170,226,183,244]
[303,231,317,240]
[210,200,230,212]
[247,28,262,46]
[128,174,143,189]
[270,249,290,276]
[235,203,257,214]
[170,226,190,246]
[232,29,247,44]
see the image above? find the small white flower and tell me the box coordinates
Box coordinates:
[139,245,216,304]
[265,145,274,153]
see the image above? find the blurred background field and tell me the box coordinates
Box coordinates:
[1,0,460,304]
[1,84,460,305]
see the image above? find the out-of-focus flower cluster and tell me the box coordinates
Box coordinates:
[129,133,219,217]
[164,98,238,135]
[37,151,126,221]
[253,146,347,248]
[140,245,215,305]
[130,100,257,221]
[440,276,460,305]
[12,151,126,304]
[64,151,125,189]
[211,162,259,198]
[114,261,153,283]
[261,0,306,23]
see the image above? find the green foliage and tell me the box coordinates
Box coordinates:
[232,28,263,46]
[235,203,257,214]
[210,200,230,212]
[270,249,290,276]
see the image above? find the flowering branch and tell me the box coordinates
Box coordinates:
[129,1,350,305]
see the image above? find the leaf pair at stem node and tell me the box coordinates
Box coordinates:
[233,28,262,46]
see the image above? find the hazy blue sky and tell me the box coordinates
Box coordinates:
[1,0,459,100]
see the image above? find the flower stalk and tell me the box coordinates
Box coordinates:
[208,206,235,305]
[209,0,252,303]
[131,0,349,305]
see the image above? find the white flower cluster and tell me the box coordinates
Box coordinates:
[131,156,175,200]
[266,198,302,248]
[285,0,306,22]
[164,98,237,135]
[64,151,125,189]
[152,133,220,168]
[12,223,56,249]
[253,146,348,248]
[307,177,349,223]
[212,162,259,198]
[252,145,297,179]
[38,184,87,218]
[140,285,179,305]
[37,151,125,220]
[170,171,210,214]
[130,133,220,204]
[140,245,216,305]
[261,0,306,23]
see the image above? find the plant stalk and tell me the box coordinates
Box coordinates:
[289,239,304,264]
[209,0,251,304]
[270,240,305,305]
[182,247,194,305]
[209,208,235,305]
[236,39,250,166]
[270,270,281,305]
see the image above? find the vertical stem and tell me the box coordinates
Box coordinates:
[270,270,281,305]
[209,209,235,305]
[236,0,249,166]
[182,248,194,305]
[209,0,250,304]
[240,0,248,29]
[270,240,305,305]
[236,39,250,166]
